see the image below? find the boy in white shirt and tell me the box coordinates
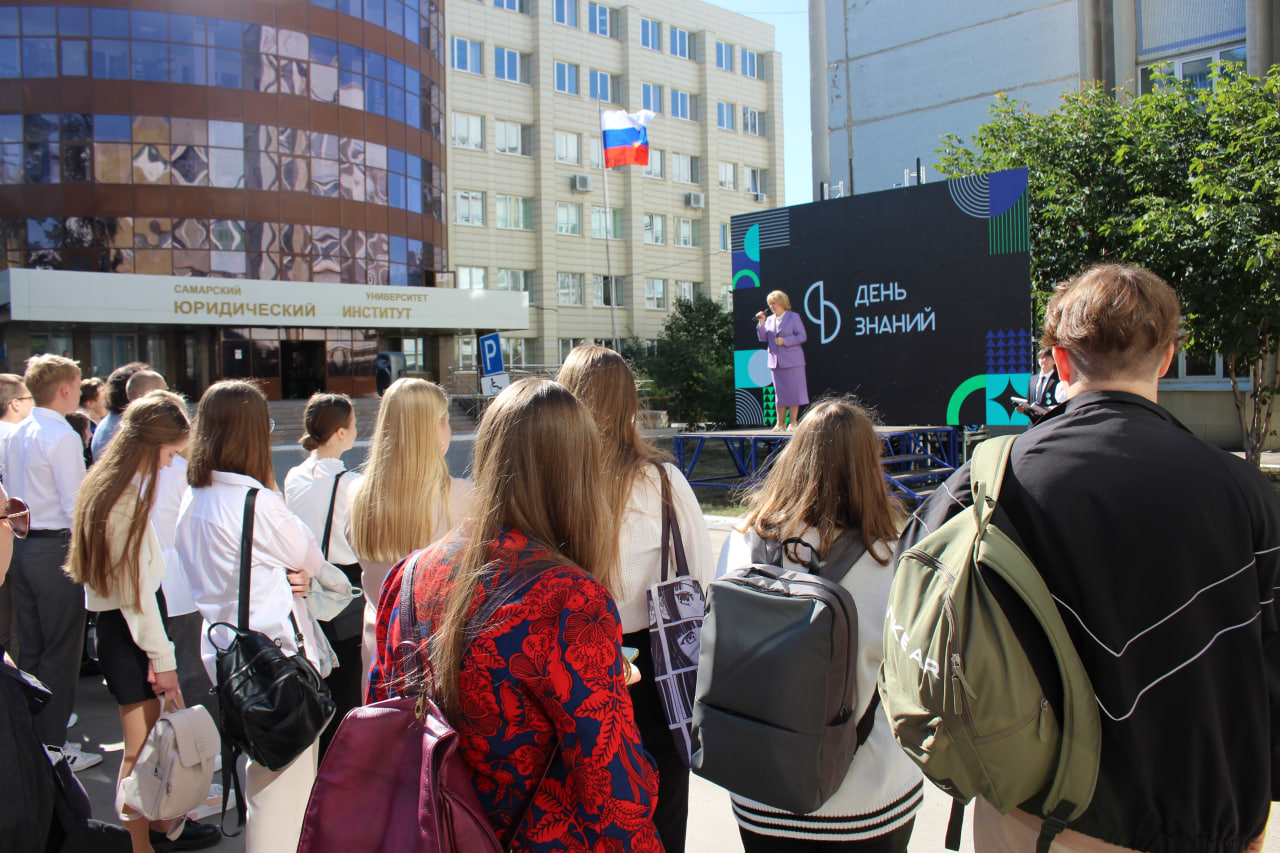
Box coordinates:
[0,373,34,657]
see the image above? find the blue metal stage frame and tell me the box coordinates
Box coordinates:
[671,425,960,503]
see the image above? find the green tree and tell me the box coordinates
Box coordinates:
[937,66,1280,463]
[643,293,734,427]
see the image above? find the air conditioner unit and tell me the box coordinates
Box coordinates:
[754,192,768,203]
[570,174,593,192]
[685,191,705,209]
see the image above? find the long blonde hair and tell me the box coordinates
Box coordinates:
[350,378,452,562]
[428,379,618,715]
[742,396,901,562]
[66,391,190,609]
[556,345,667,520]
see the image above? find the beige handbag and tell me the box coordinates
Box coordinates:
[117,704,220,821]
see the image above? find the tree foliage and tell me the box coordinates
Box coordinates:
[937,66,1280,462]
[635,294,734,427]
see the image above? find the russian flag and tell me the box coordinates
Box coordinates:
[601,109,656,168]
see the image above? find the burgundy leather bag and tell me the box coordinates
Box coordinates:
[296,552,550,853]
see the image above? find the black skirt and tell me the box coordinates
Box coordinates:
[96,591,168,707]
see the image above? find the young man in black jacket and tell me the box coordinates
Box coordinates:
[898,264,1280,853]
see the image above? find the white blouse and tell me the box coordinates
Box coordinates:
[176,470,329,680]
[283,455,363,566]
[615,463,715,635]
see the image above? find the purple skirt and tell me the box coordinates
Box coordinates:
[771,365,809,407]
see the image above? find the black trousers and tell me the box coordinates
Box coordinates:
[319,562,365,759]
[740,818,916,853]
[622,629,689,853]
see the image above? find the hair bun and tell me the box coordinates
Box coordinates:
[299,433,320,451]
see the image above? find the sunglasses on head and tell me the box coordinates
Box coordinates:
[1,498,30,539]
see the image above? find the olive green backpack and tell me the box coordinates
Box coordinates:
[878,435,1101,853]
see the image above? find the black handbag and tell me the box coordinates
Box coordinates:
[208,489,336,832]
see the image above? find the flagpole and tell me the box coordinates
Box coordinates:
[599,105,621,353]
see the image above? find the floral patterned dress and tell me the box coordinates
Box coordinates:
[367,527,665,853]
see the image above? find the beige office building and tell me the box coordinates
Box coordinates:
[445,0,783,369]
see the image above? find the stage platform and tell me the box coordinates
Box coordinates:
[671,425,960,503]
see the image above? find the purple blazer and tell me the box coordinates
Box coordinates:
[757,310,807,369]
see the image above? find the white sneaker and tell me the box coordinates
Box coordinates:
[63,742,102,772]
[67,712,77,728]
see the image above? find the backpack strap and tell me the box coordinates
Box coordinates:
[968,435,1101,836]
[237,489,259,630]
[219,488,259,837]
[320,470,346,561]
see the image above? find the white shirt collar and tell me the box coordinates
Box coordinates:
[210,470,268,490]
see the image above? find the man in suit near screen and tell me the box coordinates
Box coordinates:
[1017,348,1061,425]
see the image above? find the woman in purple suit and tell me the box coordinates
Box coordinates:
[755,289,809,430]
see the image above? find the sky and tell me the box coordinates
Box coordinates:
[702,0,813,205]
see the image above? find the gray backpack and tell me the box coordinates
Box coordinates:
[690,531,877,814]
[878,435,1101,852]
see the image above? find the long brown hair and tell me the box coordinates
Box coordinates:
[741,396,901,562]
[556,345,667,520]
[428,379,618,714]
[187,380,275,489]
[66,391,190,610]
[350,378,452,562]
[299,392,354,452]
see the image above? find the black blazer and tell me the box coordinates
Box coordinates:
[1028,369,1060,424]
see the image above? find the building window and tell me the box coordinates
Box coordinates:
[495,120,531,155]
[672,153,698,184]
[593,274,622,307]
[457,336,476,370]
[556,202,582,235]
[558,272,584,306]
[554,0,577,27]
[677,218,700,247]
[496,195,533,230]
[454,189,485,226]
[716,41,733,71]
[717,101,734,130]
[669,27,691,59]
[457,266,486,289]
[494,47,529,83]
[451,112,483,150]
[645,278,666,310]
[555,131,580,164]
[643,149,664,179]
[589,70,617,103]
[587,3,613,37]
[493,0,526,12]
[671,90,694,121]
[591,206,622,239]
[743,107,762,136]
[1139,45,1246,94]
[719,284,733,310]
[719,223,730,251]
[640,18,660,50]
[642,82,662,114]
[747,167,766,195]
[555,61,579,94]
[741,48,758,78]
[718,162,736,190]
[589,138,621,171]
[559,337,586,362]
[451,37,481,74]
[644,213,665,244]
[501,337,527,368]
[675,280,696,303]
[497,268,528,291]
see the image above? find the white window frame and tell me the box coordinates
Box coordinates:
[457,266,486,289]
[719,223,730,251]
[496,268,528,291]
[741,48,758,79]
[643,213,665,245]
[451,37,482,74]
[675,280,695,303]
[555,61,579,95]
[559,337,586,362]
[501,337,527,368]
[554,131,581,165]
[1139,45,1247,94]
[717,101,734,130]
[742,107,762,137]
[640,18,660,51]
[671,89,692,120]
[747,167,765,194]
[496,195,532,230]
[589,70,617,103]
[677,217,699,247]
[715,41,733,71]
[453,189,485,226]
[643,149,664,179]
[587,2,613,37]
[642,82,662,114]
[451,112,483,150]
[554,0,577,28]
[591,206,622,239]
[556,202,582,236]
[669,27,691,59]
[494,47,530,84]
[558,273,584,306]
[593,274,622,307]
[645,278,666,310]
[493,0,526,12]
[718,161,735,190]
[495,120,531,156]
[672,153,697,184]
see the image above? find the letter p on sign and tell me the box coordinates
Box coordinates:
[478,332,504,376]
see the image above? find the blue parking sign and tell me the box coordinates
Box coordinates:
[478,332,504,376]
